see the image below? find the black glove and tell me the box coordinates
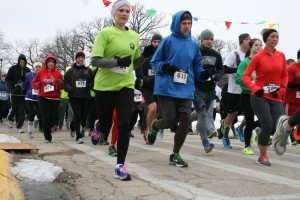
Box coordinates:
[200,70,211,80]
[135,79,143,90]
[36,82,42,88]
[212,73,222,81]
[162,64,179,75]
[117,56,132,67]
[271,91,279,98]
[255,89,264,97]
[21,76,26,82]
[142,45,155,58]
[56,79,63,85]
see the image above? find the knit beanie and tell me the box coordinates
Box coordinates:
[239,33,250,45]
[111,0,131,18]
[262,29,277,43]
[56,63,63,70]
[151,33,162,42]
[200,29,214,42]
[75,51,85,60]
[180,11,192,22]
[33,62,42,68]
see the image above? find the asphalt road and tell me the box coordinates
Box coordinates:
[1,119,300,200]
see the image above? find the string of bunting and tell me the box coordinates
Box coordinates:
[102,0,278,30]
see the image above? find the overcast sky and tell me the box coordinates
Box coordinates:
[1,0,299,60]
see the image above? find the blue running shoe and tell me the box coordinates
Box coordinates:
[114,164,131,180]
[222,137,232,149]
[202,139,214,153]
[235,126,245,142]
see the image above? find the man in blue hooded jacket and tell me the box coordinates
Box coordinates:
[148,10,204,167]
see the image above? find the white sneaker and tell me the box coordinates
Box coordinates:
[17,128,24,133]
[7,121,13,128]
[76,138,83,144]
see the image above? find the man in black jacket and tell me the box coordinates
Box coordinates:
[6,54,31,133]
[135,33,162,142]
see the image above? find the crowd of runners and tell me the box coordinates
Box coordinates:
[0,0,300,181]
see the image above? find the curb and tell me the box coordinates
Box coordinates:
[0,149,24,200]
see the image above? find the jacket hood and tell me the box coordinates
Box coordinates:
[43,55,57,72]
[170,10,192,40]
[18,54,27,65]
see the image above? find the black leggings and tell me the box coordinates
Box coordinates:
[289,108,300,127]
[39,97,60,141]
[95,88,134,164]
[8,95,25,128]
[240,93,260,146]
[69,98,89,140]
[25,100,42,124]
[250,96,283,146]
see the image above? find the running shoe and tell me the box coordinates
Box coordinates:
[147,120,159,145]
[202,139,214,153]
[235,126,245,142]
[169,153,188,167]
[17,128,24,134]
[91,129,100,145]
[114,164,131,180]
[7,120,13,128]
[76,138,84,144]
[222,137,232,149]
[28,132,33,138]
[257,156,271,166]
[70,130,76,138]
[273,115,290,155]
[243,147,254,155]
[108,145,117,157]
[45,140,51,143]
[129,132,134,137]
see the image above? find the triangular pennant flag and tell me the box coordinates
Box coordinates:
[193,17,198,21]
[131,5,135,11]
[103,0,112,7]
[225,21,232,30]
[240,22,249,24]
[147,9,156,19]
[269,24,276,28]
[255,21,266,25]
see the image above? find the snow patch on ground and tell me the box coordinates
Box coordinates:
[11,159,63,182]
[0,134,21,143]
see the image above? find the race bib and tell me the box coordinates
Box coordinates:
[173,71,188,84]
[76,80,86,88]
[148,69,155,76]
[296,91,300,98]
[0,91,7,97]
[110,66,129,74]
[134,94,142,102]
[263,84,279,94]
[44,84,54,93]
[32,89,38,95]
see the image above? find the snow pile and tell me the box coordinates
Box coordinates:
[0,134,21,143]
[11,159,63,182]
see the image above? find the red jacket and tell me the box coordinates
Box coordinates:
[242,48,288,102]
[283,62,300,104]
[32,55,64,99]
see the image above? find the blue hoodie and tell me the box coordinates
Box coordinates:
[150,10,203,99]
[0,80,9,101]
[21,71,38,101]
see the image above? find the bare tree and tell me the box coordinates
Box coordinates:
[0,31,13,73]
[129,3,168,48]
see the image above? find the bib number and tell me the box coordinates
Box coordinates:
[296,91,300,98]
[148,69,155,76]
[76,80,86,88]
[32,89,38,95]
[44,84,54,93]
[263,84,279,94]
[173,71,188,84]
[0,91,7,97]
[134,94,142,102]
[110,66,129,74]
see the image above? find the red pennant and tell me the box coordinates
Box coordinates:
[225,21,232,30]
[131,5,135,11]
[103,0,112,7]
